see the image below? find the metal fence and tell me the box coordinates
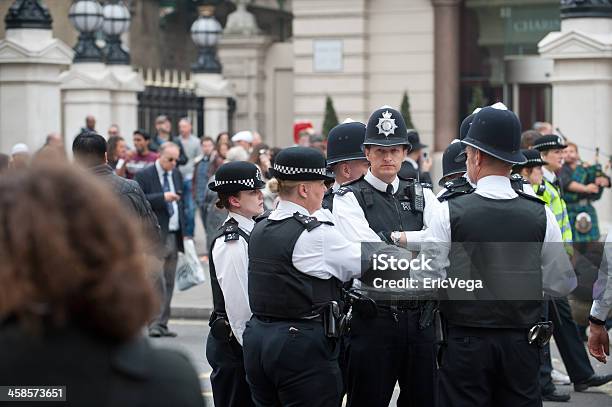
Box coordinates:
[137,68,204,138]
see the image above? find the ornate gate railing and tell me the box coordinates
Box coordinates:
[137,68,204,137]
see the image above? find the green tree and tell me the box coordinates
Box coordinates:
[468,85,487,113]
[322,95,339,138]
[400,91,415,129]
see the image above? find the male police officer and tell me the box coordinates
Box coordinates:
[322,120,369,210]
[243,147,365,407]
[205,161,266,407]
[437,140,468,201]
[420,105,576,406]
[332,106,441,407]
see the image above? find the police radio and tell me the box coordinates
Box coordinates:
[406,180,425,212]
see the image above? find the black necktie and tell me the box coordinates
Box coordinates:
[386,184,394,195]
[163,172,174,217]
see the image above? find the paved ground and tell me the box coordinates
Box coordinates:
[165,210,612,405]
[152,318,612,406]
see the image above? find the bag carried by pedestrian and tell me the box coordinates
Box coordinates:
[175,239,205,291]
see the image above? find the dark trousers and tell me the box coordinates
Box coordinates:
[206,333,254,407]
[438,326,541,407]
[345,308,436,407]
[242,317,342,407]
[150,232,179,330]
[539,297,593,394]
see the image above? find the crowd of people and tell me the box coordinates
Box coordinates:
[1,104,611,407]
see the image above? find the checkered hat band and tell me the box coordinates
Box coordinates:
[526,158,543,164]
[274,164,326,175]
[214,178,256,188]
[536,141,562,148]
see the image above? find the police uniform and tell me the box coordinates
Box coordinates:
[532,135,610,398]
[243,147,364,407]
[418,106,576,407]
[332,107,440,407]
[322,120,367,211]
[205,161,265,407]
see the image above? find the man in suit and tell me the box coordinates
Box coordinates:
[136,142,185,338]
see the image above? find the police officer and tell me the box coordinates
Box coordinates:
[418,106,576,406]
[322,120,369,210]
[332,106,441,407]
[511,149,548,198]
[205,161,265,407]
[398,129,433,184]
[243,146,365,407]
[436,140,469,201]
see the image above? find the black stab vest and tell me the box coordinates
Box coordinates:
[208,218,250,318]
[248,213,343,319]
[442,191,547,328]
[338,177,424,234]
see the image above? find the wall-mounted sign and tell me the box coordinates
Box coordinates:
[313,39,343,72]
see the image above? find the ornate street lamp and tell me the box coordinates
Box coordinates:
[69,0,104,63]
[102,0,131,65]
[5,0,53,30]
[190,6,223,73]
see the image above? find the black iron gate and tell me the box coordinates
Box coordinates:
[137,86,204,138]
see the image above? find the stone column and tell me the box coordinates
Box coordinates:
[108,65,145,140]
[432,0,461,152]
[192,73,232,138]
[0,1,72,153]
[538,1,612,229]
[60,62,117,148]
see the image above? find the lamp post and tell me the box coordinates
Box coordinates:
[5,0,53,29]
[102,0,131,65]
[68,0,104,63]
[190,6,223,73]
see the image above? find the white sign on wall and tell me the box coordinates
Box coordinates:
[313,39,343,72]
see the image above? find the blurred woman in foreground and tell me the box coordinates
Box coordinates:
[0,164,204,407]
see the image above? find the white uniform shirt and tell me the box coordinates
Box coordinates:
[155,161,179,232]
[267,200,362,282]
[333,170,441,250]
[420,175,576,297]
[591,232,612,321]
[211,212,254,345]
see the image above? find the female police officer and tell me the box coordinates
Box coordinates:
[205,161,265,407]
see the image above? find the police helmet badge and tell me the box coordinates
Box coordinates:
[376,110,398,137]
[575,212,593,234]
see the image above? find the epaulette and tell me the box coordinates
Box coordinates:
[516,190,546,205]
[335,185,352,196]
[222,218,240,242]
[438,177,474,202]
[292,212,332,231]
[420,182,433,190]
[254,210,271,223]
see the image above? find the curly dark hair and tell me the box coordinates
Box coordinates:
[0,163,157,342]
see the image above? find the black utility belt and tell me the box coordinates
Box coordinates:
[376,300,423,311]
[254,315,322,323]
[209,313,233,342]
[444,322,554,348]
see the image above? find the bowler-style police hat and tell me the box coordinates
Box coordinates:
[532,134,567,152]
[407,129,427,150]
[270,146,334,182]
[513,149,548,170]
[363,106,412,149]
[439,140,467,187]
[209,161,266,193]
[326,121,367,166]
[462,105,526,164]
